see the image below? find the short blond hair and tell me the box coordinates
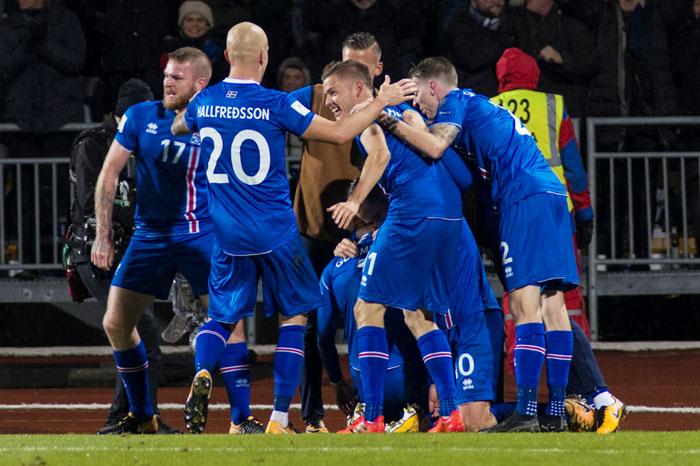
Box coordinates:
[321,60,372,89]
[168,47,212,82]
[409,57,458,87]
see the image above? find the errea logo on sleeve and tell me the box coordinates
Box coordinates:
[117,114,128,133]
[146,122,158,134]
[291,100,311,116]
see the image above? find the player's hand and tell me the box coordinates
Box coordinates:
[333,379,357,416]
[539,45,563,64]
[334,238,359,258]
[91,234,115,271]
[428,383,439,417]
[327,200,360,230]
[576,219,594,247]
[377,75,417,106]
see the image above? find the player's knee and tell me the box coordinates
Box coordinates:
[508,286,542,323]
[540,290,570,330]
[402,309,435,338]
[280,313,307,327]
[102,310,122,340]
[227,320,246,343]
[354,300,384,328]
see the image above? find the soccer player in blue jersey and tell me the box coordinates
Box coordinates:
[322,60,465,433]
[171,22,416,434]
[91,47,217,434]
[378,57,578,432]
[318,183,429,433]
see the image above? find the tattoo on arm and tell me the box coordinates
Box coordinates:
[376,112,430,156]
[376,112,399,133]
[429,124,459,147]
[94,174,117,239]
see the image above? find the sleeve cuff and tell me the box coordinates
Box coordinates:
[575,208,594,222]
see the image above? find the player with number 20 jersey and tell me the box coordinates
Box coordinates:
[183,77,321,323]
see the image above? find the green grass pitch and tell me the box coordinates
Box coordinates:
[1,432,699,466]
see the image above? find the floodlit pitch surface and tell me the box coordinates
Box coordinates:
[0,432,699,465]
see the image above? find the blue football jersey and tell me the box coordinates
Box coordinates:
[318,234,421,375]
[115,101,209,235]
[433,89,565,207]
[184,78,315,255]
[355,105,461,220]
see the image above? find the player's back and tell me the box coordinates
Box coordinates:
[438,89,564,207]
[185,78,315,255]
[357,105,458,221]
[115,101,209,235]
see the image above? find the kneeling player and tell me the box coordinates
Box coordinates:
[437,220,502,431]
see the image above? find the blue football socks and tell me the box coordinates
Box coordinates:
[273,325,305,413]
[514,322,546,417]
[194,320,232,373]
[418,329,457,417]
[220,342,251,425]
[113,341,154,419]
[545,330,573,416]
[356,326,389,421]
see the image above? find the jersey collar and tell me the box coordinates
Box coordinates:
[223,78,260,85]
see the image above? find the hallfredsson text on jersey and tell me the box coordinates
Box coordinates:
[196,105,270,121]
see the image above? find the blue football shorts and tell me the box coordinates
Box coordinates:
[111,228,213,299]
[498,192,579,292]
[358,217,461,314]
[207,233,322,324]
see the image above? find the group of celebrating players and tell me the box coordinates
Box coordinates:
[90,20,626,435]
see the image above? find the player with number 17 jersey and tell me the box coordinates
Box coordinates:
[116,101,210,235]
[183,78,321,323]
[111,100,212,299]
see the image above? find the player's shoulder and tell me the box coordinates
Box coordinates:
[127,100,161,117]
[331,256,356,271]
[191,82,227,103]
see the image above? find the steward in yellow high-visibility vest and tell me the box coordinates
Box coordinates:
[493,47,594,338]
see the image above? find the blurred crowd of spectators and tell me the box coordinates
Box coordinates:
[0,0,698,153]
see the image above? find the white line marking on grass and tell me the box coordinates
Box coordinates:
[1,403,700,414]
[0,403,337,411]
[0,446,698,455]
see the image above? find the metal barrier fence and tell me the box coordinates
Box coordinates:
[587,116,700,340]
[0,157,72,271]
[0,123,98,274]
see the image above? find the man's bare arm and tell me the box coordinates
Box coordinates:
[302,77,417,145]
[378,111,459,159]
[327,124,391,230]
[91,140,131,270]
